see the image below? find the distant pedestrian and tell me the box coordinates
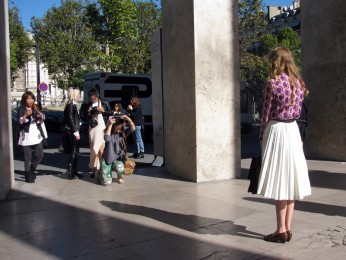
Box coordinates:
[113,102,123,116]
[17,91,47,183]
[127,97,145,158]
[63,87,83,179]
[257,47,311,243]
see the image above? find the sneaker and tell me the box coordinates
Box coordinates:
[118,177,125,184]
[133,153,140,159]
[139,152,144,158]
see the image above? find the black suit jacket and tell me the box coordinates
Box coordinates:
[64,102,80,133]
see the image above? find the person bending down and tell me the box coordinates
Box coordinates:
[101,115,135,184]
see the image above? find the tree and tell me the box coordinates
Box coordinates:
[260,27,301,68]
[119,0,162,73]
[238,0,270,91]
[86,0,162,73]
[259,33,277,56]
[8,4,33,83]
[85,0,137,72]
[277,27,301,67]
[31,0,98,89]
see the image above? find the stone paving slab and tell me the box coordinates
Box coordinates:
[1,146,345,259]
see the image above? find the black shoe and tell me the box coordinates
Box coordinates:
[75,172,84,179]
[90,168,98,178]
[139,152,144,158]
[30,165,37,180]
[67,173,75,179]
[264,232,287,243]
[66,170,75,180]
[25,171,35,183]
[133,153,140,159]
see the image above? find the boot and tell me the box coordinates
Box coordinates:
[72,169,84,179]
[67,163,75,179]
[30,164,37,180]
[25,171,35,183]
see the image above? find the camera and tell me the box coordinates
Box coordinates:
[90,106,98,114]
[112,114,122,120]
[112,115,124,125]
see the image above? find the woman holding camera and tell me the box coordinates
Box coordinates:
[87,88,112,178]
[102,115,135,184]
[17,91,47,183]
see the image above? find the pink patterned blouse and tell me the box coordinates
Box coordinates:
[260,73,304,140]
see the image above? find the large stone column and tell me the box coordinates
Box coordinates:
[162,0,240,182]
[302,0,346,161]
[0,0,14,199]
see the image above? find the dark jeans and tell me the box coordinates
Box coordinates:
[65,129,80,173]
[22,142,44,172]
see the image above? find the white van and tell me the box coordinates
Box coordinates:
[82,72,153,141]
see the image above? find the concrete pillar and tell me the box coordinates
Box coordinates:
[162,0,240,182]
[0,0,14,199]
[302,0,346,161]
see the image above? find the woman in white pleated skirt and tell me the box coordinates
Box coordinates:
[257,120,311,201]
[257,47,311,243]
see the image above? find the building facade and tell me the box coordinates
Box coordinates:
[11,33,63,108]
[267,0,301,35]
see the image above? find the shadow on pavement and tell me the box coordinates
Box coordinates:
[101,200,264,239]
[243,196,346,218]
[0,190,274,259]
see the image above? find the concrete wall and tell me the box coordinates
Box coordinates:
[162,0,240,182]
[302,0,346,161]
[0,0,14,200]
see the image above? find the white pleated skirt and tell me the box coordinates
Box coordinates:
[257,120,311,200]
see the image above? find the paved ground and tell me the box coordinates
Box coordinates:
[1,128,345,259]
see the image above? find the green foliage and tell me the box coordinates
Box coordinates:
[259,33,277,56]
[85,0,162,73]
[31,0,98,89]
[238,0,268,56]
[277,27,301,67]
[119,0,162,73]
[86,0,137,72]
[238,0,270,93]
[8,4,33,82]
[239,1,302,95]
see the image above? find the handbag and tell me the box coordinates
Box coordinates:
[37,122,48,148]
[124,154,136,175]
[89,118,98,128]
[58,132,71,153]
[124,159,136,175]
[247,156,261,194]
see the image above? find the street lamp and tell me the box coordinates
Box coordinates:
[35,33,41,106]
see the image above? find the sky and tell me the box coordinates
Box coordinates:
[11,0,296,30]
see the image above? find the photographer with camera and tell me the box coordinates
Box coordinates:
[100,114,135,184]
[87,87,112,178]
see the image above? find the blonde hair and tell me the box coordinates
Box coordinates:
[67,87,80,102]
[268,47,309,100]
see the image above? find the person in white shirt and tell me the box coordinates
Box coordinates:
[17,91,47,183]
